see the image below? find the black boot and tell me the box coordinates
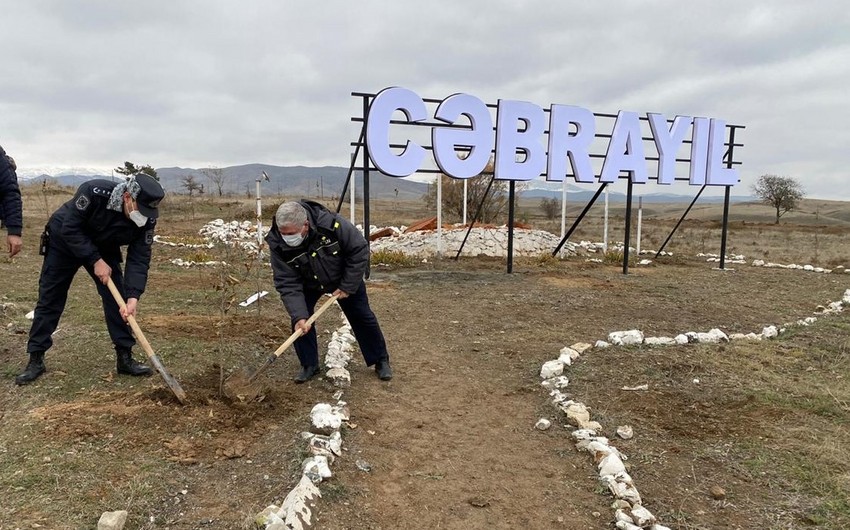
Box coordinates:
[294,365,319,384]
[375,358,393,381]
[15,352,46,385]
[116,347,153,377]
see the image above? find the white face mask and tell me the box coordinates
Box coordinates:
[282,233,304,247]
[129,209,148,227]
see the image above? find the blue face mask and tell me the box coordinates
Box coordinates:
[282,233,304,247]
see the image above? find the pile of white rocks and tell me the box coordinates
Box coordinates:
[199,219,267,255]
[169,258,227,268]
[538,287,850,528]
[369,226,577,258]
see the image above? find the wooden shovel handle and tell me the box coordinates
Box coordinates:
[106,278,156,360]
[271,293,340,358]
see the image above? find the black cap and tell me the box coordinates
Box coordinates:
[135,174,165,219]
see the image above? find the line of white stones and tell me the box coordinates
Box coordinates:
[254,312,356,530]
[539,288,850,530]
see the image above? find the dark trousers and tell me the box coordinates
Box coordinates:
[27,241,135,354]
[292,281,388,368]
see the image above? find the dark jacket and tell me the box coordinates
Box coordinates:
[49,179,156,299]
[0,145,23,236]
[266,200,368,321]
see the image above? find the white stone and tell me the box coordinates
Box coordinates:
[558,347,580,364]
[540,360,565,378]
[674,334,689,344]
[631,505,657,526]
[761,325,778,339]
[843,289,850,304]
[535,418,552,431]
[695,328,728,343]
[310,403,349,432]
[803,264,815,271]
[97,511,128,530]
[608,330,644,346]
[302,455,333,483]
[598,452,627,476]
[541,376,570,390]
[728,333,747,340]
[571,342,593,354]
[644,336,676,346]
[616,425,634,440]
[277,475,322,530]
[594,340,611,348]
[616,521,643,530]
[615,509,635,524]
[752,259,765,266]
[638,259,652,266]
[325,367,351,387]
[570,429,598,441]
[651,525,673,530]
[25,310,35,319]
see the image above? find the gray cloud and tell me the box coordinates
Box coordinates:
[2,0,848,198]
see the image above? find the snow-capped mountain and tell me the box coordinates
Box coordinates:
[15,167,112,180]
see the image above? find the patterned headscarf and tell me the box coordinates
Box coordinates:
[107,176,142,212]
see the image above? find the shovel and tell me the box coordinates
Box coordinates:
[106,278,188,405]
[223,293,340,400]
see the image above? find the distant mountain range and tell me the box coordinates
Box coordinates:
[17,164,754,204]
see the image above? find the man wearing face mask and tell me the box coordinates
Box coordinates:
[267,200,392,383]
[15,174,164,385]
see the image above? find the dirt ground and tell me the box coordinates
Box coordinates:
[2,201,850,529]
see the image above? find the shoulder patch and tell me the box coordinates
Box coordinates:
[75,194,91,211]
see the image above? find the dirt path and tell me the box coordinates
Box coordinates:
[315,270,605,529]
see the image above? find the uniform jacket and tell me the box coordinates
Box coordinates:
[266,200,368,321]
[49,179,156,299]
[0,146,23,236]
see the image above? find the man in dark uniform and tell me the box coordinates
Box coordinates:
[0,144,23,257]
[15,174,165,385]
[267,200,392,383]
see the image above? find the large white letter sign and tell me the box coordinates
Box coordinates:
[689,117,710,185]
[432,93,493,179]
[600,111,648,183]
[648,114,693,185]
[366,87,427,177]
[546,105,595,183]
[494,99,546,181]
[705,119,739,185]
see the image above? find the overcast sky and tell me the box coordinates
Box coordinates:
[2,1,848,199]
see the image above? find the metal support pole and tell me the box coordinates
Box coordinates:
[655,185,706,258]
[636,196,643,257]
[361,96,371,279]
[719,186,731,269]
[436,175,443,257]
[507,180,515,273]
[603,187,609,252]
[623,180,633,275]
[718,126,737,270]
[463,179,468,225]
[552,183,607,256]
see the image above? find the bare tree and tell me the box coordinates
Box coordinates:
[540,197,559,220]
[202,166,228,197]
[181,174,203,197]
[752,174,804,224]
[424,160,518,224]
